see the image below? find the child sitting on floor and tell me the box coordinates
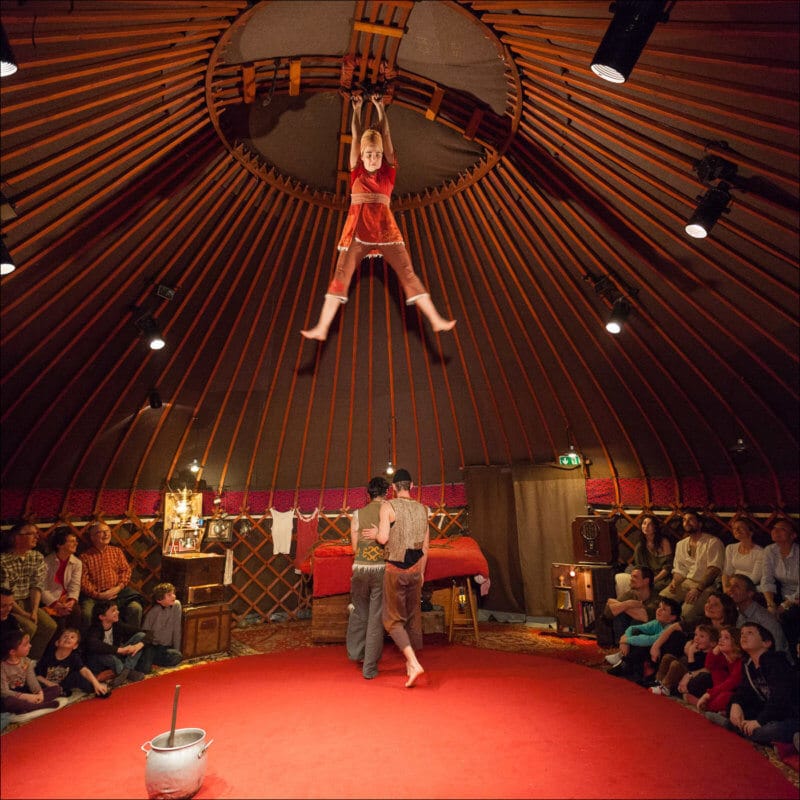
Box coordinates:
[139,582,183,674]
[0,630,62,715]
[35,628,110,698]
[607,598,683,683]
[650,623,718,696]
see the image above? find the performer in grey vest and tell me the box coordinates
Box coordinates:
[377,468,429,687]
[346,476,390,679]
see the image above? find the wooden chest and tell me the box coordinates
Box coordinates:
[161,554,225,604]
[182,602,232,658]
[311,594,350,643]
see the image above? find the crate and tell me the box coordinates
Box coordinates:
[311,594,350,643]
[182,602,232,658]
[161,554,225,605]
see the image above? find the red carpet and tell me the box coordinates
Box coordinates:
[1,645,796,799]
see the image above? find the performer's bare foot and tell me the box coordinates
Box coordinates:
[300,327,327,341]
[432,318,456,333]
[405,663,424,688]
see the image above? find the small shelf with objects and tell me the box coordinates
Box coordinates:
[549,515,618,637]
[160,488,232,658]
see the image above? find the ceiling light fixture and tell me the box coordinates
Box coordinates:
[585,272,638,334]
[0,239,15,276]
[134,311,166,350]
[590,1,670,84]
[0,24,18,78]
[685,183,732,239]
[605,297,631,334]
[189,459,201,474]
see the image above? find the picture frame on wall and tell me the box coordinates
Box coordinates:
[206,517,233,542]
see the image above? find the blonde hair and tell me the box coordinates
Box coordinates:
[360,128,383,153]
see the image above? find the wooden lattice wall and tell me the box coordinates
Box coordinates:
[6,507,469,624]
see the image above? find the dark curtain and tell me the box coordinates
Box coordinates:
[512,465,587,616]
[464,465,525,613]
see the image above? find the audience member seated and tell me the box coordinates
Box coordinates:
[660,511,724,624]
[35,628,110,698]
[0,630,62,716]
[705,622,799,745]
[646,589,737,675]
[0,588,21,635]
[690,625,743,712]
[80,521,143,631]
[650,623,718,696]
[616,515,673,598]
[760,518,799,655]
[42,528,83,633]
[598,566,658,647]
[0,522,58,661]
[606,597,682,683]
[83,600,149,687]
[138,582,183,675]
[721,518,764,593]
[726,573,790,657]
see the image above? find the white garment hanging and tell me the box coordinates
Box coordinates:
[270,508,295,555]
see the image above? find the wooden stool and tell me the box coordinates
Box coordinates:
[447,578,479,643]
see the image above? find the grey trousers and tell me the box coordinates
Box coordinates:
[346,568,385,679]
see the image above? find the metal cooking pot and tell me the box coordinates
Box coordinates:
[141,727,213,800]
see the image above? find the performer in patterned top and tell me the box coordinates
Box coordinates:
[346,476,390,680]
[301,94,455,340]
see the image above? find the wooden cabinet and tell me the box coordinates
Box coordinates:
[161,554,225,605]
[551,563,614,637]
[182,603,232,658]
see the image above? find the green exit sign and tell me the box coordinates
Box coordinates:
[559,453,582,467]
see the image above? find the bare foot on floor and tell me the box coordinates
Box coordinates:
[405,663,424,688]
[432,319,456,332]
[300,328,327,341]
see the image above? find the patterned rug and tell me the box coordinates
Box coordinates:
[230,619,607,665]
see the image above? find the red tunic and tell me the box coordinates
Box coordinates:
[337,161,404,250]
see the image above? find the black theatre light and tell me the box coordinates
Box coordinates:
[134,312,166,350]
[685,183,731,239]
[0,239,15,276]
[148,389,162,409]
[605,297,630,335]
[590,1,668,84]
[1,24,18,78]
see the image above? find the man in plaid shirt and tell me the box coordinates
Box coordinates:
[80,522,143,631]
[0,522,58,660]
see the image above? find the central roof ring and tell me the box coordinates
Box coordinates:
[206,0,521,210]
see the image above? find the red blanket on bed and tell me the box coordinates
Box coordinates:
[304,536,490,598]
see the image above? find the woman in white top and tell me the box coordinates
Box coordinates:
[42,528,83,631]
[721,518,763,593]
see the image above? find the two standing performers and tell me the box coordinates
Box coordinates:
[301,94,456,341]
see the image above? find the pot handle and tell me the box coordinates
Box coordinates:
[141,741,152,753]
[198,738,214,758]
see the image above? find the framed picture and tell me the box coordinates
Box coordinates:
[206,517,233,542]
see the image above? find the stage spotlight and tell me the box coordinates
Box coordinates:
[0,239,15,276]
[685,184,731,239]
[148,390,162,409]
[606,297,630,334]
[1,24,18,78]
[590,1,668,84]
[134,311,166,350]
[189,459,201,474]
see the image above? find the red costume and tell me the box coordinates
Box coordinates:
[327,160,426,303]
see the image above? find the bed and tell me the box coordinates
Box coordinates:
[300,536,491,642]
[302,535,490,597]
